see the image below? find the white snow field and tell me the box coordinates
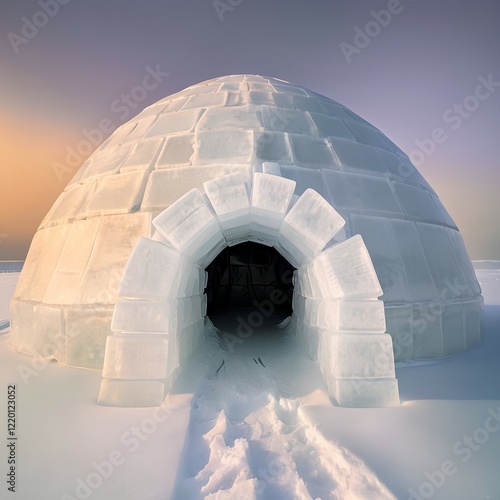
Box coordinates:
[1,263,499,499]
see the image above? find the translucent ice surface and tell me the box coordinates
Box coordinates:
[333,378,400,408]
[276,189,345,268]
[204,172,250,244]
[318,333,395,379]
[153,188,227,267]
[297,234,383,299]
[118,237,205,299]
[293,295,386,332]
[112,296,206,334]
[102,335,175,380]
[249,173,296,246]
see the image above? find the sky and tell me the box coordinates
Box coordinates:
[0,0,499,260]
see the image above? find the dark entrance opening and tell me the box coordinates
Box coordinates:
[205,242,295,330]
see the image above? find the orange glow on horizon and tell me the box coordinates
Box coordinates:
[0,108,87,259]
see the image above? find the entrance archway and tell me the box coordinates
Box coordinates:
[206,241,294,319]
[98,172,399,408]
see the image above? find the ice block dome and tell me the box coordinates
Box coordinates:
[10,75,482,402]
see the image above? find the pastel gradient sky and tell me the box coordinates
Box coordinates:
[1,0,499,260]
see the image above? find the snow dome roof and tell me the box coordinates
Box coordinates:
[11,75,482,380]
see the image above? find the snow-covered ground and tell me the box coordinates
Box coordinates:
[1,264,499,499]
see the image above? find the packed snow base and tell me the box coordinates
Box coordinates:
[175,317,395,499]
[98,171,399,408]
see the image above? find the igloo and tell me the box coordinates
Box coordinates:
[10,75,482,408]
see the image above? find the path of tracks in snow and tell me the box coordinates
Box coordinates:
[175,314,395,500]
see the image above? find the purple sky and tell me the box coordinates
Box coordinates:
[1,0,499,260]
